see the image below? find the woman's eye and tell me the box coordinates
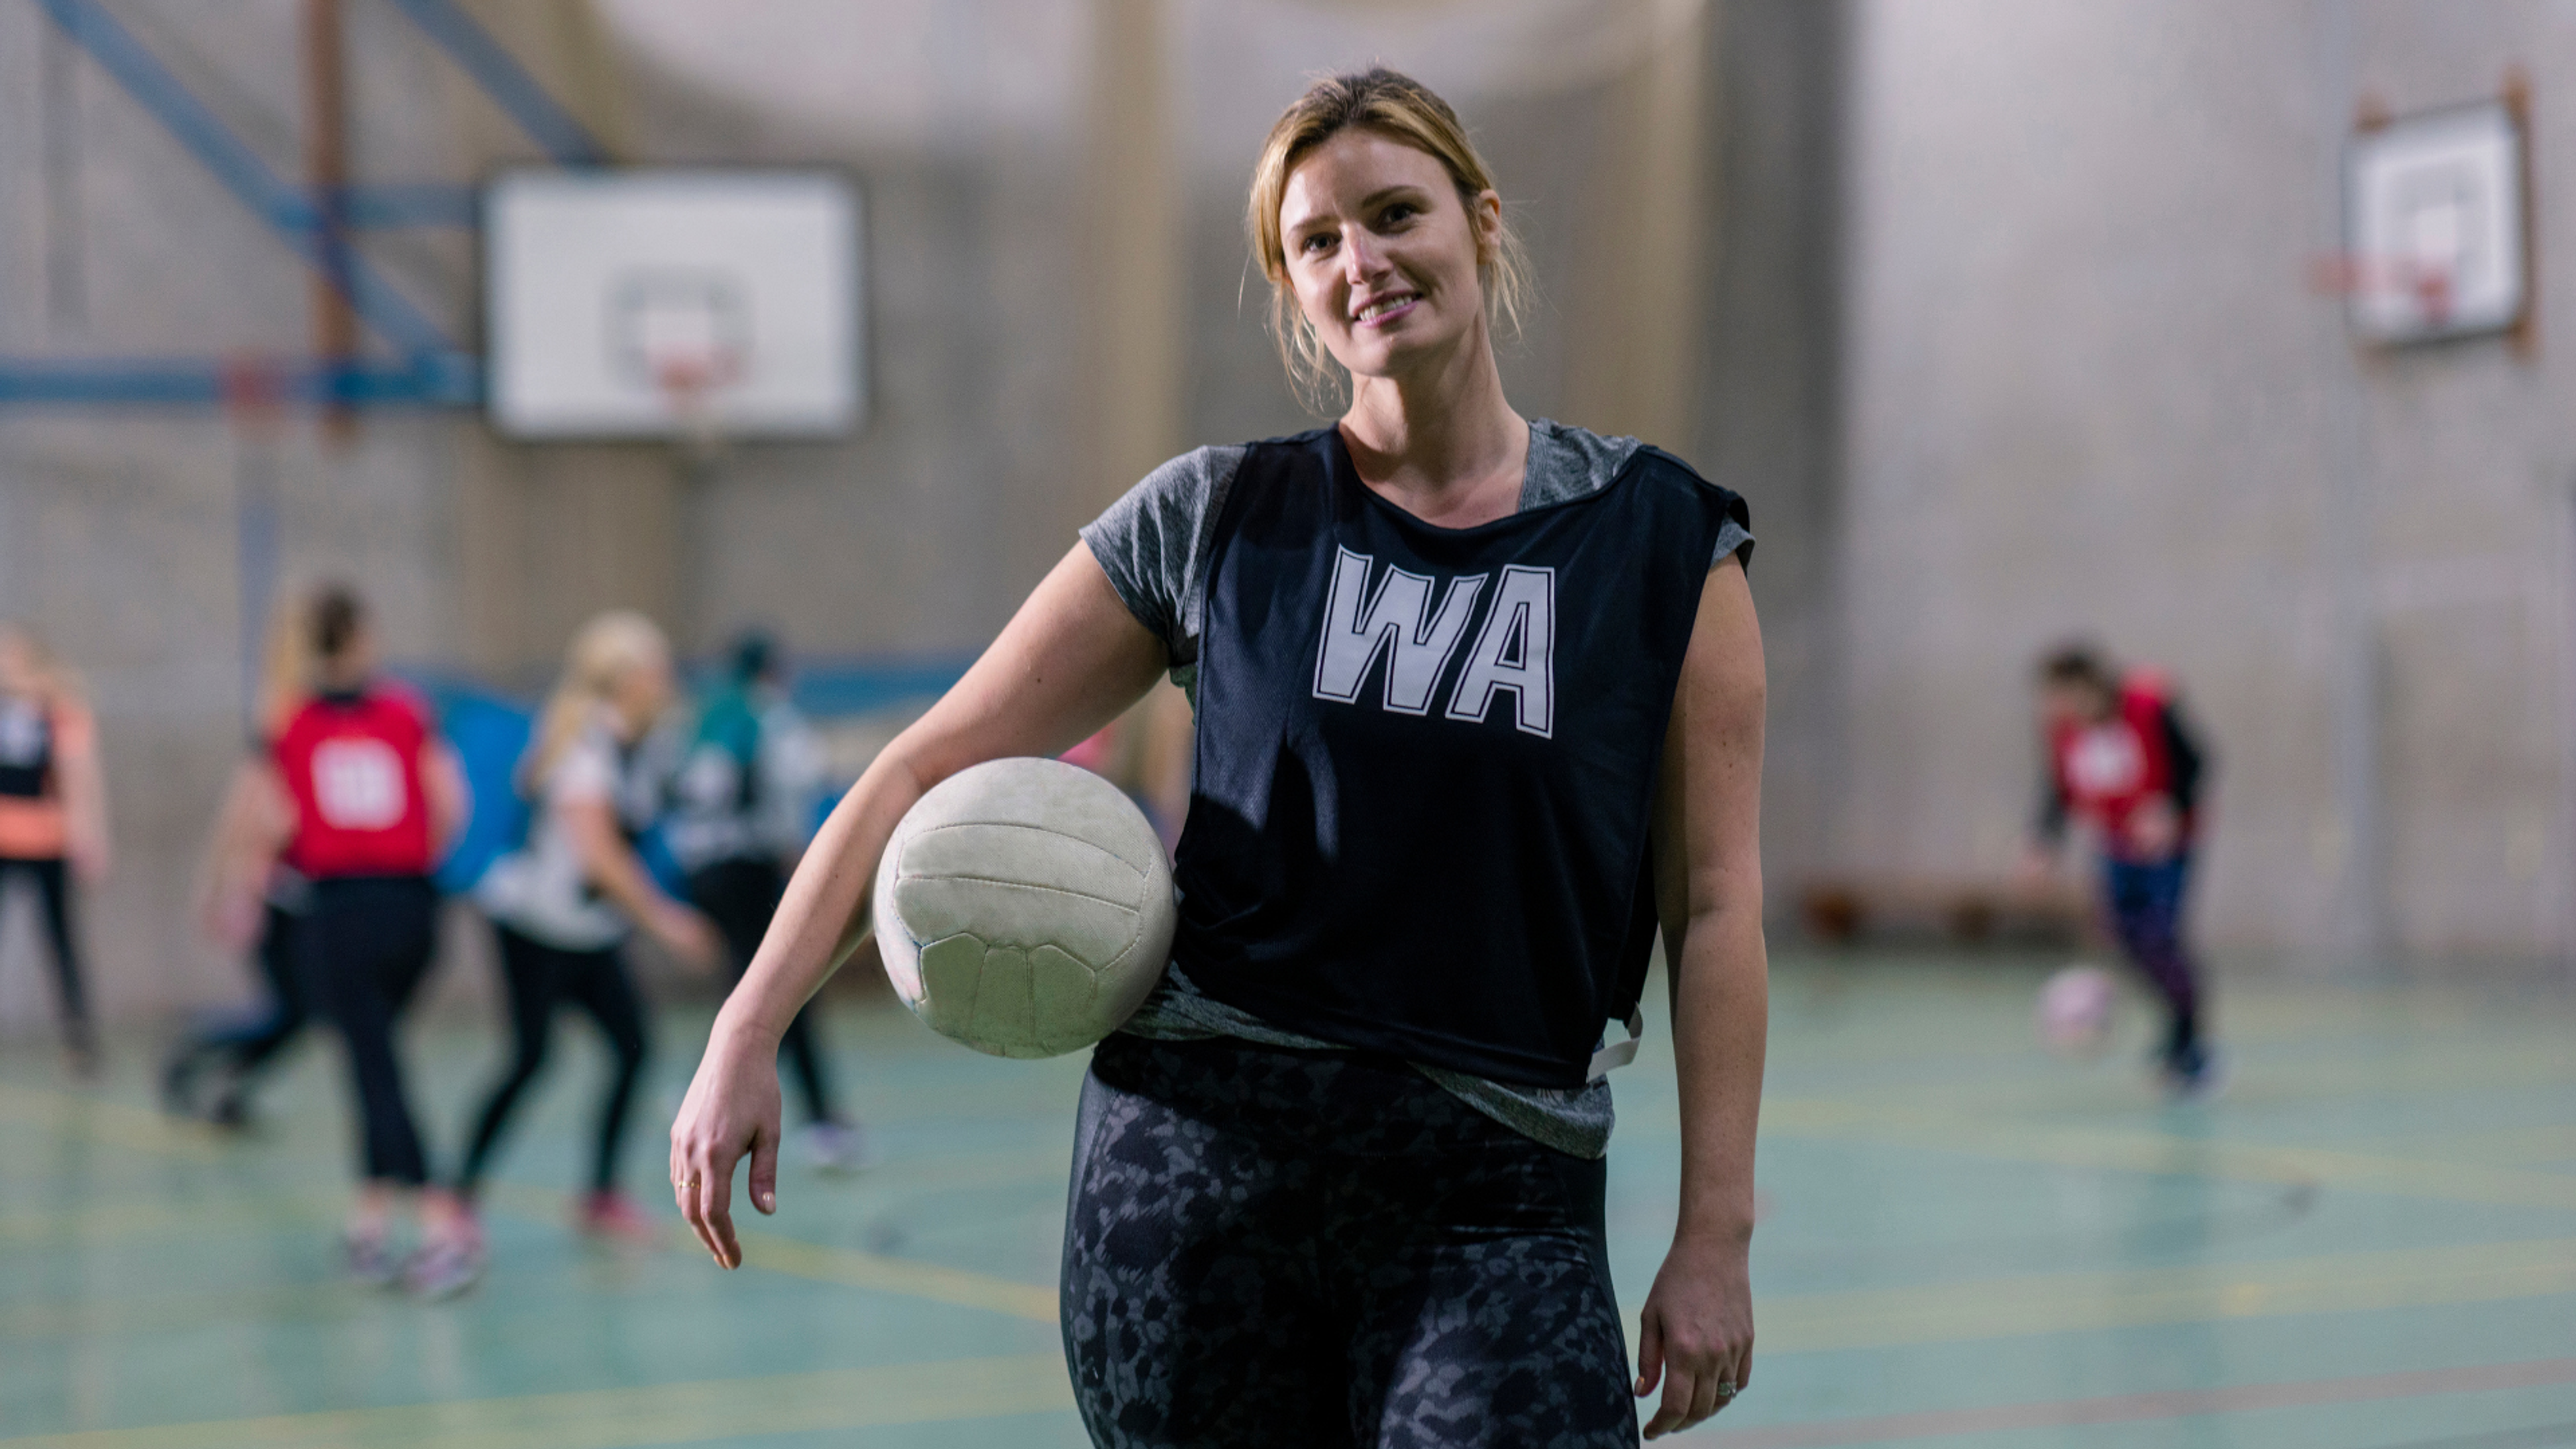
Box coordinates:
[1300,233,1334,254]
[1383,203,1417,225]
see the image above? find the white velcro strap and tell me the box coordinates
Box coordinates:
[1587,1008,1647,1082]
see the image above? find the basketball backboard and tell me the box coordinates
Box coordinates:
[484,170,862,439]
[2343,102,2527,345]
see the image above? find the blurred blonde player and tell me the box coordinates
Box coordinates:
[2021,643,2222,1099]
[0,624,111,1078]
[433,612,718,1296]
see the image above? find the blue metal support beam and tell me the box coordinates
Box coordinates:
[382,0,608,166]
[30,0,468,365]
[0,357,471,407]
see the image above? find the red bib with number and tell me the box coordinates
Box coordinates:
[275,686,434,879]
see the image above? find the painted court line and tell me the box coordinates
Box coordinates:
[0,1079,1067,1328]
[1758,1234,2576,1352]
[0,1352,1074,1449]
[1709,1356,2576,1448]
[1764,1097,2576,1214]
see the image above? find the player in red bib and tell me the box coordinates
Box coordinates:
[251,586,476,1287]
[2023,643,2220,1097]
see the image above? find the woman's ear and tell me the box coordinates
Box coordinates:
[1472,189,1503,264]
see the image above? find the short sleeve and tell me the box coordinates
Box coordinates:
[1078,445,1244,670]
[547,735,616,807]
[1711,493,1754,572]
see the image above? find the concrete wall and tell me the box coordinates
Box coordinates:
[1835,0,2576,963]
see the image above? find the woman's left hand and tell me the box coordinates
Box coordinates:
[1635,1229,1754,1438]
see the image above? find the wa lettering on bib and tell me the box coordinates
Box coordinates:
[1311,548,1556,737]
[1172,428,1746,1089]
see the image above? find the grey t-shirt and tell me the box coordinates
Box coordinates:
[1079,418,1754,1159]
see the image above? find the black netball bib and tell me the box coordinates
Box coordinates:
[0,698,55,800]
[1173,428,1746,1087]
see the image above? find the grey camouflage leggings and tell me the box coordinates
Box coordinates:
[1062,1034,1638,1448]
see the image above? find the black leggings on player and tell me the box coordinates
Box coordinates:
[688,857,839,1125]
[457,924,649,1198]
[1063,1034,1638,1449]
[166,903,309,1100]
[0,855,91,1051]
[302,877,440,1187]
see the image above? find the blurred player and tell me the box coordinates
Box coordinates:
[0,624,111,1079]
[163,601,319,1126]
[2022,643,2223,1098]
[444,611,716,1292]
[252,586,477,1285]
[662,631,863,1170]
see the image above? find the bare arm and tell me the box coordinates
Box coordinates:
[1635,557,1768,1438]
[673,542,1169,1263]
[422,740,470,861]
[195,757,291,947]
[56,707,112,884]
[559,796,717,969]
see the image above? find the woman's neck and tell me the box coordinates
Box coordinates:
[1338,325,1527,529]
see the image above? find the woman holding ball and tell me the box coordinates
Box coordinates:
[673,68,1767,1446]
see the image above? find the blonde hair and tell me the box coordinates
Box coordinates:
[525,610,669,791]
[255,596,316,739]
[0,623,85,710]
[1246,67,1532,412]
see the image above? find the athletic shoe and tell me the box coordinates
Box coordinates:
[159,1052,204,1118]
[2161,1045,2230,1104]
[345,1227,401,1288]
[796,1121,871,1175]
[404,1225,486,1301]
[205,1090,253,1132]
[573,1191,662,1246]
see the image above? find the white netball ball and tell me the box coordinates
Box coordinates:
[2037,963,2118,1059]
[873,757,1175,1058]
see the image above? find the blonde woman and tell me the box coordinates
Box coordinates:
[0,625,111,1078]
[444,611,716,1292]
[674,68,1766,1445]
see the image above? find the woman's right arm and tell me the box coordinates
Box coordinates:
[672,542,1169,1265]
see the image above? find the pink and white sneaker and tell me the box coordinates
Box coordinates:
[574,1190,661,1246]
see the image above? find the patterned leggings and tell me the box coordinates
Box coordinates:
[1062,1034,1638,1449]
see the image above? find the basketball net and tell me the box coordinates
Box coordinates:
[651,346,742,468]
[2309,252,2459,335]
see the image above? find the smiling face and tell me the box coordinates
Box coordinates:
[1278,128,1501,387]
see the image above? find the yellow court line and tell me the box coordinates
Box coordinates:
[1758,1234,2576,1352]
[470,1181,1065,1324]
[0,1080,1065,1326]
[0,1193,341,1249]
[0,1351,1073,1449]
[1764,1097,2576,1214]
[0,1084,223,1161]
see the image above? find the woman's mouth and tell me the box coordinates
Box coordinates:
[1352,291,1421,327]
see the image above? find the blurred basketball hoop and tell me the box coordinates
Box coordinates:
[2326,92,2530,348]
[484,170,861,441]
[613,270,748,452]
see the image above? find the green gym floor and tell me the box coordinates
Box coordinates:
[5,955,2575,1448]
